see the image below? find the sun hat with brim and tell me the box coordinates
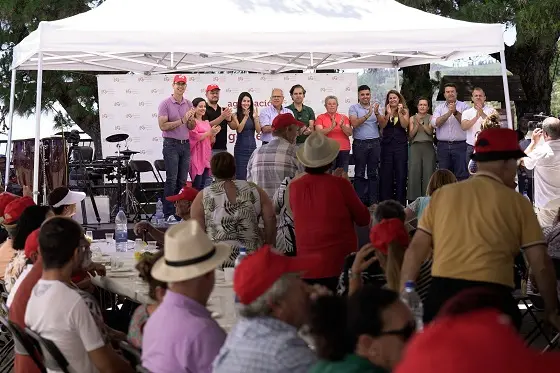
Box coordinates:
[234,245,319,305]
[3,196,35,227]
[471,128,526,162]
[166,182,199,202]
[151,219,231,283]
[296,131,340,168]
[49,187,86,208]
[0,192,19,224]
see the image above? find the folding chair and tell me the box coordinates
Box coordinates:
[119,340,142,368]
[0,317,46,373]
[25,327,69,373]
[128,160,164,221]
[153,159,165,186]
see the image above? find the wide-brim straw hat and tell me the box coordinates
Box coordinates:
[296,132,340,168]
[151,219,231,283]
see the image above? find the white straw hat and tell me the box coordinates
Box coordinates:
[296,131,340,168]
[151,220,231,282]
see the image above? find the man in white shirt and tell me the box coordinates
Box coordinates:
[259,88,294,145]
[523,117,560,227]
[25,217,133,373]
[461,87,497,162]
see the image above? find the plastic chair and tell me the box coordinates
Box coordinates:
[25,327,69,373]
[0,317,46,373]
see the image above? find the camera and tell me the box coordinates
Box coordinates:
[527,120,542,131]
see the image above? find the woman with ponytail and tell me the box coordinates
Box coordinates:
[309,285,415,373]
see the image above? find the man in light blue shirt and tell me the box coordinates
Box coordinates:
[432,83,470,180]
[259,88,294,144]
[349,85,383,206]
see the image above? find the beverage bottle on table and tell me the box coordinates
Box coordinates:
[233,248,247,304]
[155,198,164,226]
[115,208,128,253]
[401,281,424,331]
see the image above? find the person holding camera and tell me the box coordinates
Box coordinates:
[522,117,560,227]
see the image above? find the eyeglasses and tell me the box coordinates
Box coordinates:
[378,321,416,342]
[271,96,283,99]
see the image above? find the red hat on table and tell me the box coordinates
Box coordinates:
[166,182,199,202]
[394,310,560,373]
[3,196,35,226]
[173,74,187,84]
[0,192,19,222]
[272,113,304,131]
[206,84,220,92]
[234,245,317,305]
[471,128,526,162]
[24,228,41,260]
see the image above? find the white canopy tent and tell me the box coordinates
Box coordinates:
[7,0,511,201]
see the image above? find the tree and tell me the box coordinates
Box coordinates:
[397,0,560,117]
[0,0,108,156]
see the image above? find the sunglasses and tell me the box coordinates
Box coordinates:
[379,321,416,342]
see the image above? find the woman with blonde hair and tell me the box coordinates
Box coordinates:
[379,90,409,204]
[468,112,502,175]
[405,169,457,222]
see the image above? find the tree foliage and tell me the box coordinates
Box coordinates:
[0,0,107,155]
[398,0,560,117]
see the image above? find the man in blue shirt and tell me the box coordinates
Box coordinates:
[349,85,383,206]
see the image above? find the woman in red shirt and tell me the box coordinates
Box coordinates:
[289,132,370,292]
[314,95,353,172]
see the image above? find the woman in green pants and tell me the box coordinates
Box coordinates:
[407,98,436,201]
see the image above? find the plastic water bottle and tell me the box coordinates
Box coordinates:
[115,209,128,252]
[401,281,424,331]
[234,248,247,304]
[155,198,164,225]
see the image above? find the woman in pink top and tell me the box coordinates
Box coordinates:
[190,97,220,190]
[315,95,353,172]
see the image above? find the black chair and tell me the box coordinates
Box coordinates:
[25,327,69,373]
[68,145,102,224]
[0,317,46,373]
[153,159,165,186]
[128,160,164,220]
[119,340,142,368]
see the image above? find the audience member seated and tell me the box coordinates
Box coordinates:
[290,132,370,292]
[48,186,86,217]
[213,246,321,373]
[25,217,133,373]
[395,288,560,373]
[142,220,229,373]
[127,250,167,349]
[4,204,50,291]
[309,286,415,373]
[0,192,21,279]
[273,175,300,257]
[191,152,276,267]
[7,228,40,307]
[405,169,456,223]
[134,182,198,246]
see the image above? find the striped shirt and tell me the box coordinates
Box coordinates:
[246,137,303,200]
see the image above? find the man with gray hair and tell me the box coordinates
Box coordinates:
[523,117,560,227]
[212,246,323,373]
[259,88,295,145]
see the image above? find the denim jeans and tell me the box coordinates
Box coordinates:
[466,144,474,165]
[436,140,468,181]
[352,139,380,206]
[162,138,190,217]
[330,150,350,173]
[193,168,210,191]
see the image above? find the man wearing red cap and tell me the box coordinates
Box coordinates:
[133,182,199,245]
[213,246,322,373]
[246,113,304,199]
[400,128,560,330]
[159,74,196,218]
[204,85,235,155]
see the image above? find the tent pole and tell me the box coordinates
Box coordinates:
[394,66,400,90]
[4,69,16,188]
[499,49,513,129]
[32,52,44,204]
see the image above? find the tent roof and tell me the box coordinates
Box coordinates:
[12,0,505,73]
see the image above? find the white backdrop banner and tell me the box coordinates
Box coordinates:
[97,73,358,182]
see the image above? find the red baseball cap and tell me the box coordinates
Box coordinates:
[234,245,317,305]
[471,128,526,162]
[271,113,304,131]
[166,182,199,202]
[24,228,40,260]
[394,310,560,373]
[173,74,187,84]
[3,196,35,225]
[0,192,19,221]
[206,84,220,92]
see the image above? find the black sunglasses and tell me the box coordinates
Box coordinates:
[379,321,416,342]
